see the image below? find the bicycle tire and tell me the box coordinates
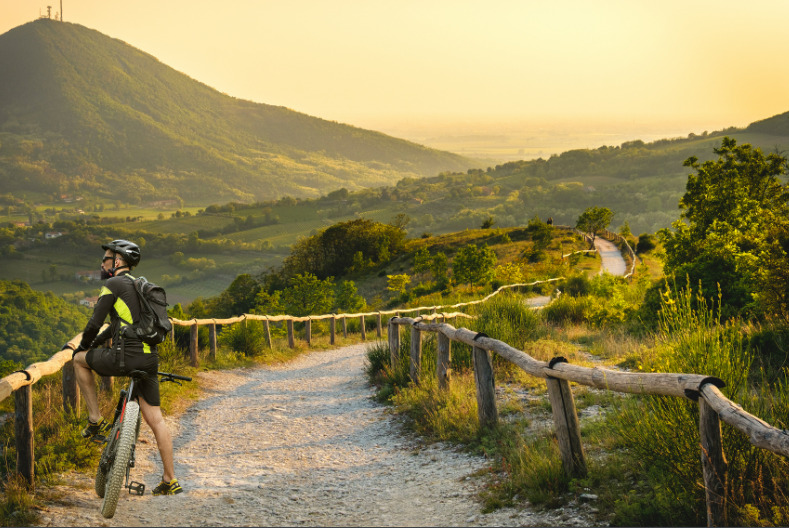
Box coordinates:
[94,444,110,498]
[100,401,139,519]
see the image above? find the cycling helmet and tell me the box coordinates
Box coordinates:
[102,239,141,267]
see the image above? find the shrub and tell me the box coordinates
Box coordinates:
[562,274,591,297]
[218,320,269,356]
[541,295,593,324]
[637,233,656,252]
[610,284,789,526]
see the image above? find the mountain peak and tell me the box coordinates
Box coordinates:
[0,20,473,204]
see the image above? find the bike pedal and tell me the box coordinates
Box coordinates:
[127,481,145,495]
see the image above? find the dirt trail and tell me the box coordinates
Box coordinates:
[593,238,627,276]
[36,343,600,527]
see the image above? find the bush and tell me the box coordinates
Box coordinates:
[637,233,656,252]
[562,274,591,297]
[542,295,594,324]
[218,320,269,356]
[610,284,789,526]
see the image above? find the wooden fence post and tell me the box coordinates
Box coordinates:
[264,317,272,349]
[305,318,312,346]
[546,359,587,477]
[209,323,217,361]
[100,376,113,393]
[699,397,728,527]
[342,317,347,338]
[437,332,451,390]
[376,313,382,338]
[330,316,336,345]
[388,319,400,370]
[287,319,295,349]
[360,315,366,341]
[15,385,34,488]
[410,323,422,385]
[189,323,199,367]
[62,361,80,416]
[473,345,497,428]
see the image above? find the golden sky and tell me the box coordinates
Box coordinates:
[3,0,789,134]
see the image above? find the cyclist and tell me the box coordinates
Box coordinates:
[64,239,183,496]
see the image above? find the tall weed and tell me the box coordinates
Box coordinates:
[610,284,789,526]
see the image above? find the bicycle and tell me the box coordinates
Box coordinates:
[94,370,191,519]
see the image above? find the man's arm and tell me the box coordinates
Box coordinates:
[77,286,114,350]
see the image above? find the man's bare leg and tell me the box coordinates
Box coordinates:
[139,397,175,482]
[72,351,101,423]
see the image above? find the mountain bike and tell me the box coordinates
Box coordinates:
[94,370,191,518]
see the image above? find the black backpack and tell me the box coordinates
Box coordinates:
[120,276,172,346]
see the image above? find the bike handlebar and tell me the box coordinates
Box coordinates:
[158,371,192,382]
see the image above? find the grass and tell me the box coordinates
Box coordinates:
[364,276,789,526]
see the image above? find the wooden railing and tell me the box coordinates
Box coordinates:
[167,278,565,366]
[388,315,789,527]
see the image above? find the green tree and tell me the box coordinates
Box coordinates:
[453,244,497,287]
[659,137,789,319]
[431,252,449,288]
[387,274,411,295]
[576,206,614,243]
[280,273,335,316]
[335,280,365,312]
[209,274,260,318]
[413,247,432,274]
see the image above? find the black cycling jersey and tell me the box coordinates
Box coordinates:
[78,271,154,354]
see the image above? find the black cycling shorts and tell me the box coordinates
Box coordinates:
[85,347,160,407]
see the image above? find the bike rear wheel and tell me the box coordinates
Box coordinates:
[100,401,140,519]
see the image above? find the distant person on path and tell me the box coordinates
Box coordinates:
[62,239,183,496]
[546,217,553,225]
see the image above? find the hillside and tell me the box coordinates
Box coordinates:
[0,19,474,205]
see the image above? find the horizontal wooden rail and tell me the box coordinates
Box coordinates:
[167,278,565,328]
[389,317,789,527]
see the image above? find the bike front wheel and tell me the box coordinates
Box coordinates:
[100,401,140,519]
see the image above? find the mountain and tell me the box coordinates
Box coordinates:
[0,20,475,205]
[746,111,789,136]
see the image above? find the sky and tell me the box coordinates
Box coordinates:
[2,0,789,143]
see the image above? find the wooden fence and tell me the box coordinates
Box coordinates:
[166,278,565,366]
[388,315,789,527]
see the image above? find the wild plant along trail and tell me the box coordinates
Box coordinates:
[38,343,597,527]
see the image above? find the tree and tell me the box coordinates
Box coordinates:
[387,274,411,295]
[335,280,365,312]
[431,252,449,288]
[413,247,432,274]
[658,137,789,319]
[576,206,614,243]
[209,274,260,317]
[453,244,497,287]
[280,273,335,316]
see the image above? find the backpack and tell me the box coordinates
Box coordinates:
[120,276,172,346]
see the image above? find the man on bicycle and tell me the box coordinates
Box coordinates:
[64,239,183,496]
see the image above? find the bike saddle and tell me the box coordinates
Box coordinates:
[127,369,150,380]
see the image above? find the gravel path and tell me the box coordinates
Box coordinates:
[593,238,627,276]
[37,343,599,527]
